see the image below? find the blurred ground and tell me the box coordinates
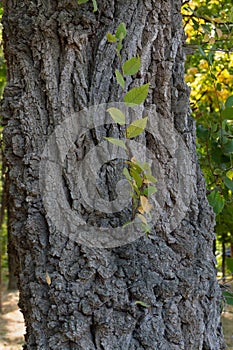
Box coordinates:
[0,289,25,350]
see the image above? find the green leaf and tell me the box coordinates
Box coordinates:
[107,107,126,125]
[143,185,157,196]
[126,117,148,138]
[223,176,233,192]
[207,191,225,215]
[207,52,214,66]
[144,174,157,184]
[115,69,125,89]
[130,168,143,188]
[123,167,141,196]
[225,95,233,108]
[104,137,127,150]
[192,18,199,31]
[198,46,207,58]
[126,160,143,175]
[135,300,150,308]
[132,184,140,196]
[222,107,233,120]
[78,0,89,3]
[107,33,117,43]
[226,169,233,180]
[141,222,152,234]
[115,23,127,41]
[141,162,151,173]
[223,140,233,154]
[92,0,98,11]
[123,167,132,182]
[196,125,209,140]
[226,257,233,273]
[210,73,217,81]
[223,291,233,306]
[122,57,141,76]
[216,83,222,91]
[124,83,150,106]
[117,42,123,53]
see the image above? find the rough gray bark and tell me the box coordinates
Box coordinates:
[1,0,225,349]
[7,233,18,290]
[5,167,19,290]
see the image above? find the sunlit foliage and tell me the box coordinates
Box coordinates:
[182,0,233,274]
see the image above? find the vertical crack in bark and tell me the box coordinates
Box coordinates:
[90,313,97,349]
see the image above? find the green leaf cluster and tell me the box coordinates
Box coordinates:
[105,24,155,234]
[107,23,127,56]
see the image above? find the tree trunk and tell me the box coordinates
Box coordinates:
[4,169,18,290]
[1,1,225,349]
[230,237,233,258]
[222,241,226,279]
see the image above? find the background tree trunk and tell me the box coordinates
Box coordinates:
[1,1,225,349]
[222,242,226,279]
[7,216,19,291]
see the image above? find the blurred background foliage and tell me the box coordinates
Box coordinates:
[182,0,233,280]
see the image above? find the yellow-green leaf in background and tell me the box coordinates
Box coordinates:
[208,191,225,215]
[222,107,233,120]
[225,95,233,108]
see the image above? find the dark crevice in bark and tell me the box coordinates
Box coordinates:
[62,172,73,209]
[90,313,97,349]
